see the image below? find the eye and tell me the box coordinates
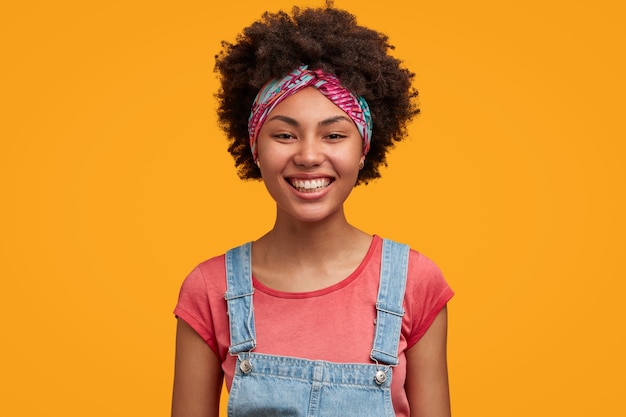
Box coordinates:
[325,133,347,140]
[272,133,296,141]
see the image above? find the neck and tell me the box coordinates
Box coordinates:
[256,206,368,261]
[251,206,373,292]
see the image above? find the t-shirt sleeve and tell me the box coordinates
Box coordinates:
[405,251,454,349]
[173,265,220,356]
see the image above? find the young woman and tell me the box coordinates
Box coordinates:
[172,4,454,417]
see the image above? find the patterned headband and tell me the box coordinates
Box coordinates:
[248,65,373,162]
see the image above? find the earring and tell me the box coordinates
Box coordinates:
[358,160,364,170]
[255,159,261,168]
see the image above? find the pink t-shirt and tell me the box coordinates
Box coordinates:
[174,235,453,417]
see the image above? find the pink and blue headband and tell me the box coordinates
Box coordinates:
[248,65,373,162]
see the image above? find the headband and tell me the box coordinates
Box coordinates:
[248,65,373,162]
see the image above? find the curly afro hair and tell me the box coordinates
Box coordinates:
[214,1,419,185]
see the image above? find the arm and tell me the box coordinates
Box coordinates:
[405,305,451,417]
[172,318,224,417]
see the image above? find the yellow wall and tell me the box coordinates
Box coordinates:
[1,0,624,415]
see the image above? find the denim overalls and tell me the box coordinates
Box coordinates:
[224,239,410,417]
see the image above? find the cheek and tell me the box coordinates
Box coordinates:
[255,138,270,164]
[342,142,365,167]
[255,141,281,170]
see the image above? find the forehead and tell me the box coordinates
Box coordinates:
[268,87,349,118]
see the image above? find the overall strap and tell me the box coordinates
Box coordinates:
[224,242,257,355]
[370,238,410,366]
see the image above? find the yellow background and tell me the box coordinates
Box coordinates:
[1,0,624,415]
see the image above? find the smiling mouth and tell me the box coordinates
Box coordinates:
[287,178,333,193]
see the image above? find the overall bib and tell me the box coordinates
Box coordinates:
[224,239,410,417]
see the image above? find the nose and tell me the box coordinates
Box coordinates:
[293,138,324,167]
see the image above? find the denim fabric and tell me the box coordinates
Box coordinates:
[371,239,410,366]
[224,239,410,417]
[224,243,256,354]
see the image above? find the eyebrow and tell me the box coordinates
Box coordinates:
[319,115,353,127]
[266,114,353,127]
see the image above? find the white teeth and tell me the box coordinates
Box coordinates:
[290,178,331,192]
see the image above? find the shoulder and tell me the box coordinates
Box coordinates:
[403,248,454,347]
[407,249,446,283]
[174,253,228,324]
[378,237,446,282]
[405,248,452,300]
[173,252,230,355]
[179,253,228,295]
[375,237,452,306]
[176,240,255,312]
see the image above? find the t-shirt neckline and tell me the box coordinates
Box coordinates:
[252,235,381,299]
